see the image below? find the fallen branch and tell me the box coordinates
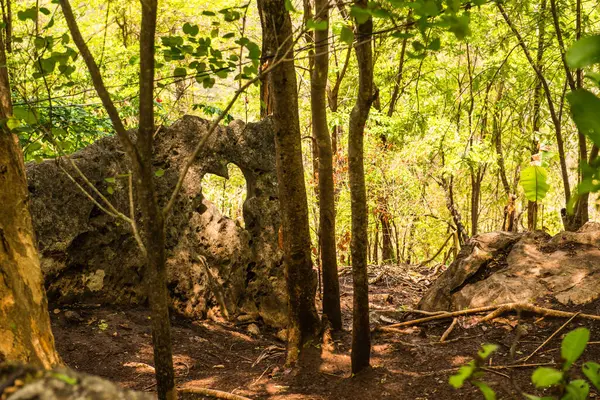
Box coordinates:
[479,303,600,323]
[179,387,253,400]
[378,303,600,332]
[440,318,458,342]
[378,305,498,331]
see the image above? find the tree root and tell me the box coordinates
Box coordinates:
[179,386,253,400]
[378,302,600,332]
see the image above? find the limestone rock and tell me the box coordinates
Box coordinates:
[1,363,152,399]
[419,223,600,311]
[27,116,287,327]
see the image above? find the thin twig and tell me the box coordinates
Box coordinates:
[128,172,146,257]
[440,318,458,343]
[520,311,581,363]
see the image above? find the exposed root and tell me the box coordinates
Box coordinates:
[440,318,458,342]
[378,303,600,332]
[179,386,253,400]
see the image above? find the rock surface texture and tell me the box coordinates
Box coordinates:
[0,363,152,399]
[27,116,287,326]
[419,222,600,311]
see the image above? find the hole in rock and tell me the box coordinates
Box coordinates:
[201,163,246,229]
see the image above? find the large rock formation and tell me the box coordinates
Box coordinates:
[419,222,600,311]
[26,116,287,327]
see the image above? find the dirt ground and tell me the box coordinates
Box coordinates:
[50,264,600,399]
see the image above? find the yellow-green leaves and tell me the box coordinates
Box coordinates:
[520,166,550,202]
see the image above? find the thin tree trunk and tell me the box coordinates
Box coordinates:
[380,211,394,263]
[311,0,341,330]
[498,3,571,211]
[0,30,60,368]
[549,0,589,229]
[528,0,546,231]
[60,1,176,398]
[373,220,379,265]
[349,0,373,374]
[138,2,176,399]
[387,11,410,117]
[257,0,320,365]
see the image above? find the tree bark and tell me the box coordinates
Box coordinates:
[311,0,342,330]
[0,29,60,368]
[138,2,176,399]
[349,0,373,374]
[257,0,320,365]
[59,1,176,398]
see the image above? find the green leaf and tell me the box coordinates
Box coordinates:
[561,327,589,370]
[531,367,563,388]
[428,37,441,51]
[306,18,328,31]
[566,35,600,69]
[50,372,77,385]
[13,106,38,125]
[154,168,165,177]
[104,177,116,183]
[350,5,371,24]
[34,36,47,49]
[28,142,42,152]
[202,10,216,16]
[183,22,199,36]
[449,361,475,388]
[520,166,550,202]
[107,186,114,195]
[567,89,600,147]
[39,7,51,15]
[477,344,498,360]
[563,379,589,400]
[18,7,38,21]
[340,25,354,45]
[472,381,496,400]
[523,395,554,400]
[284,0,297,12]
[173,67,187,77]
[583,362,600,390]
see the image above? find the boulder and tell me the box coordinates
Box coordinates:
[0,363,152,399]
[419,223,600,311]
[26,116,287,327]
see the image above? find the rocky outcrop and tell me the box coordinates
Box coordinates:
[26,116,287,326]
[419,223,600,311]
[0,363,152,399]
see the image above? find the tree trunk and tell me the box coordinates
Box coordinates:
[373,220,379,265]
[138,2,176,399]
[311,0,342,330]
[498,2,571,214]
[380,211,394,263]
[349,0,373,374]
[60,1,176,398]
[257,0,320,365]
[0,30,60,368]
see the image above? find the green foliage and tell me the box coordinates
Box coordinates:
[532,368,564,388]
[566,35,600,69]
[450,328,596,399]
[520,166,550,202]
[562,328,590,370]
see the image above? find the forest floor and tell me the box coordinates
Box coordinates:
[50,264,600,399]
